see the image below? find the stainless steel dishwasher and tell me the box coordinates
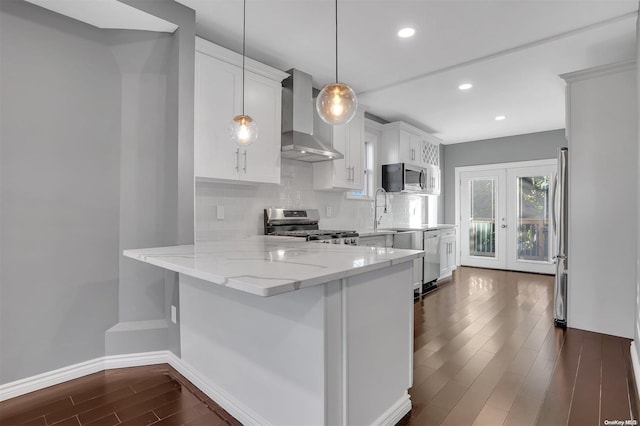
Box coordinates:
[392,230,424,294]
[423,230,441,292]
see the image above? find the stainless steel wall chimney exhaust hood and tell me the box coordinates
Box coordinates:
[281,69,343,162]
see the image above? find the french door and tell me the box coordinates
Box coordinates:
[458,160,556,274]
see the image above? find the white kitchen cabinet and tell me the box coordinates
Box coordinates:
[380,121,442,194]
[312,106,365,191]
[380,121,441,168]
[380,121,423,167]
[439,228,456,279]
[194,37,288,184]
[425,164,441,195]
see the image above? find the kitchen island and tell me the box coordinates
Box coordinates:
[124,237,423,426]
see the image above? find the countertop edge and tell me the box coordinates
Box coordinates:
[123,246,423,297]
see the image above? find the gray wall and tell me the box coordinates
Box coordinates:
[0,1,121,383]
[0,0,194,384]
[115,0,195,356]
[442,129,568,223]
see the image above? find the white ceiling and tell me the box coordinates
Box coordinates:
[176,0,638,144]
[24,0,178,32]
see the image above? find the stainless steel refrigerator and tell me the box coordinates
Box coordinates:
[553,147,569,328]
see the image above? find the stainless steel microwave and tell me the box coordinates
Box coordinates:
[381,163,426,193]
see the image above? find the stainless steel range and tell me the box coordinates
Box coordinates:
[264,208,359,245]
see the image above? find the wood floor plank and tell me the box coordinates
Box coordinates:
[601,335,633,423]
[77,380,181,424]
[0,397,74,425]
[567,331,603,426]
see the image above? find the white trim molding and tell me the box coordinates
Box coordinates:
[0,351,268,426]
[0,351,169,402]
[631,342,640,401]
[0,349,408,425]
[372,392,411,426]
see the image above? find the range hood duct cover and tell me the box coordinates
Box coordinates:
[281,69,343,162]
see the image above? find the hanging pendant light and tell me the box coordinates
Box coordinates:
[229,0,258,146]
[316,0,358,126]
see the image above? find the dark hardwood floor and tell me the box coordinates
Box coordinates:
[0,364,240,426]
[1,267,637,426]
[404,267,638,426]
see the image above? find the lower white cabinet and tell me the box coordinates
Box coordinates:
[439,228,456,279]
[194,37,288,184]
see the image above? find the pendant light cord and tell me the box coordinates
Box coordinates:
[242,0,246,116]
[334,0,338,84]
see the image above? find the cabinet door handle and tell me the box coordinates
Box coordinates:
[243,150,247,173]
[351,166,355,181]
[235,148,240,172]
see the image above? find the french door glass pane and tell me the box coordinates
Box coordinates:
[470,178,496,257]
[516,175,550,262]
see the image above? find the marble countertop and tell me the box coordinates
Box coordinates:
[357,224,456,237]
[357,229,397,238]
[123,236,424,297]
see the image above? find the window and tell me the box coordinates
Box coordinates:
[347,137,375,200]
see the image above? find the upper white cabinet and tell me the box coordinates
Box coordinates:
[380,122,440,168]
[425,164,441,195]
[312,106,365,191]
[194,37,289,184]
[379,121,441,194]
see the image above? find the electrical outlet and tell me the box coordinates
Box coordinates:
[171,305,177,323]
[326,206,332,217]
[216,205,225,220]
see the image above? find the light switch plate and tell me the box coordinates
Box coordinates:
[216,205,224,220]
[170,305,177,323]
[326,206,332,217]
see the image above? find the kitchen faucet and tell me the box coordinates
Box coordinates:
[374,187,388,231]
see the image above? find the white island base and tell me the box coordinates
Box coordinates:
[179,262,413,426]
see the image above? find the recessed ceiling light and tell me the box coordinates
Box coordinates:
[398,27,415,38]
[458,83,473,91]
[495,115,506,121]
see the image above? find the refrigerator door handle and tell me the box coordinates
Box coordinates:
[551,174,558,235]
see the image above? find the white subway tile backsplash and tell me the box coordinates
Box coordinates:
[195,159,432,241]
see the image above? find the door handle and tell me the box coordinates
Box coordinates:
[501,224,507,228]
[235,148,240,172]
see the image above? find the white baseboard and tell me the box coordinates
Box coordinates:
[0,351,269,425]
[0,351,171,402]
[165,353,269,426]
[630,341,640,400]
[373,393,412,426]
[0,357,105,402]
[1,351,408,426]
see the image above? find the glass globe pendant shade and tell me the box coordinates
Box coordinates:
[229,114,258,146]
[316,83,358,125]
